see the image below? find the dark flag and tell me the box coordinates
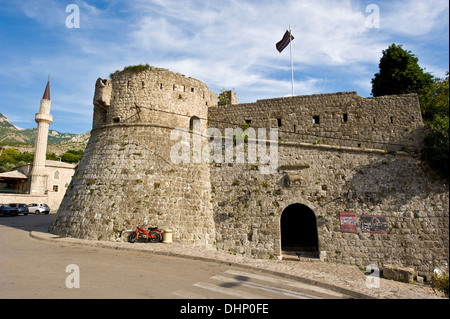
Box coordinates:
[276,30,294,53]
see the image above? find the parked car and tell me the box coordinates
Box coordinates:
[28,203,50,214]
[8,203,29,215]
[0,204,18,217]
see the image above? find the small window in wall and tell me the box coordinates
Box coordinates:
[113,117,121,124]
[277,118,282,127]
[245,119,252,125]
[142,81,145,88]
[293,125,297,133]
[160,83,163,89]
[127,81,130,88]
[54,170,60,180]
[373,118,376,125]
[343,113,348,123]
[191,88,195,93]
[189,116,201,132]
[390,116,394,124]
[52,185,59,192]
[313,116,320,125]
[173,84,176,90]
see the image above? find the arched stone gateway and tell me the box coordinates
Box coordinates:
[280,204,319,258]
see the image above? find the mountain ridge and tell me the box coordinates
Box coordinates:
[0,113,81,145]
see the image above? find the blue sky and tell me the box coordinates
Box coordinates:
[0,0,448,134]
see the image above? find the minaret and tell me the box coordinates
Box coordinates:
[30,77,53,195]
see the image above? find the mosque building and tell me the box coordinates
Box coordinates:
[0,79,76,210]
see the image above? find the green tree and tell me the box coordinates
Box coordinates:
[0,148,20,172]
[422,114,449,179]
[22,152,34,163]
[46,152,59,161]
[218,88,231,106]
[371,44,433,97]
[420,73,449,180]
[419,72,449,123]
[0,149,33,172]
[61,149,83,163]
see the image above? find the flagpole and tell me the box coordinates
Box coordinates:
[289,25,294,96]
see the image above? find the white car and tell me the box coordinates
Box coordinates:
[28,203,50,214]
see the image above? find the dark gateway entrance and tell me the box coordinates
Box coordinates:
[280,204,319,258]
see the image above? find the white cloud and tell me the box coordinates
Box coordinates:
[1,0,448,133]
[382,0,449,37]
[20,0,65,26]
[125,0,392,101]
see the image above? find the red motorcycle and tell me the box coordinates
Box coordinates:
[129,226,162,243]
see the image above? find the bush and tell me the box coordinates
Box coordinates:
[109,64,151,78]
[123,64,150,73]
[420,73,449,180]
[61,150,83,163]
[0,148,33,172]
[422,115,449,180]
[432,267,449,298]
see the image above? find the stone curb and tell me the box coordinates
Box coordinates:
[29,230,374,299]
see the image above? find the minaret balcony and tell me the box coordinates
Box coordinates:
[35,113,53,124]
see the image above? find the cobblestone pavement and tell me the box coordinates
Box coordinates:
[30,231,443,299]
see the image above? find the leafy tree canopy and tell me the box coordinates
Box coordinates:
[419,72,449,123]
[0,149,84,172]
[420,73,449,179]
[372,45,448,180]
[0,149,33,173]
[371,44,433,97]
[61,149,83,163]
[218,88,231,106]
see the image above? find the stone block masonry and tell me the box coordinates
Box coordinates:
[51,67,217,246]
[382,264,416,283]
[208,92,425,152]
[209,142,448,278]
[50,66,448,280]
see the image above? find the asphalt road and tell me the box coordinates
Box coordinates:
[0,213,346,300]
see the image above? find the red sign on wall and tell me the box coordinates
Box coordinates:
[339,211,357,233]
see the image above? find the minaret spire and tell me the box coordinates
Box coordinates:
[42,75,50,100]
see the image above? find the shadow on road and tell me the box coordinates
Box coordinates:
[0,212,56,233]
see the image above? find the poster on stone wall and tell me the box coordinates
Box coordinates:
[360,215,388,233]
[339,211,357,233]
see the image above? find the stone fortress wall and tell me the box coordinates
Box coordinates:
[50,67,448,279]
[209,138,448,278]
[51,67,218,246]
[208,92,448,278]
[208,92,426,151]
